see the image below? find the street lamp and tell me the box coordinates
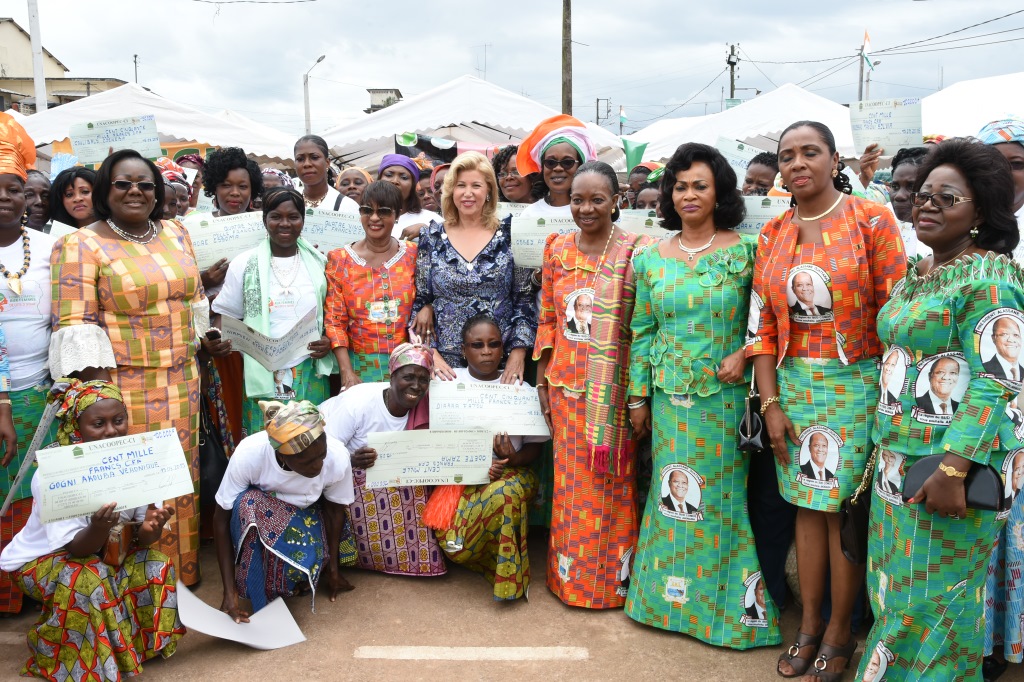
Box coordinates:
[303,54,326,135]
[865,60,881,99]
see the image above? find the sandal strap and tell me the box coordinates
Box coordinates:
[812,640,858,671]
[787,630,825,657]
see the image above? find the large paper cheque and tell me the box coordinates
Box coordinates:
[429,380,550,436]
[35,429,193,523]
[715,137,769,189]
[850,98,923,152]
[301,208,364,256]
[70,115,161,165]
[364,430,492,488]
[738,196,791,236]
[181,212,267,270]
[511,217,579,268]
[219,306,321,372]
[618,210,670,237]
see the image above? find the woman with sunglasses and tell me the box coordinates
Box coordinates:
[50,149,215,587]
[411,151,536,384]
[325,181,417,389]
[517,115,598,221]
[210,187,334,436]
[859,139,1024,682]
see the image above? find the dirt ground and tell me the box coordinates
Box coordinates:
[0,532,903,682]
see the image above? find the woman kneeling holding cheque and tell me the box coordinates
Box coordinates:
[0,379,184,681]
[213,400,354,623]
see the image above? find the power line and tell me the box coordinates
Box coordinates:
[627,68,727,124]
[880,36,1024,56]
[189,0,317,3]
[737,46,778,87]
[875,8,1024,53]
[796,56,859,88]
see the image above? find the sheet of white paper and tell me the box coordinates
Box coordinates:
[35,429,193,523]
[46,221,78,240]
[181,212,267,270]
[510,217,579,268]
[69,115,161,165]
[181,167,198,185]
[194,193,215,214]
[849,98,923,154]
[176,582,306,650]
[497,202,531,220]
[715,137,770,189]
[429,380,551,437]
[618,210,671,238]
[219,306,320,372]
[365,430,492,488]
[738,196,792,236]
[301,208,364,256]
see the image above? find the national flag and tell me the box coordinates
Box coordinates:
[619,106,627,124]
[862,31,875,71]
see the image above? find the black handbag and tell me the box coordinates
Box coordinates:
[901,455,1005,513]
[838,447,876,564]
[198,396,229,513]
[738,376,765,452]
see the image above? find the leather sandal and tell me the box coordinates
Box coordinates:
[777,630,825,678]
[806,639,858,682]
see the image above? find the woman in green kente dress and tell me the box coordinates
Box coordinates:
[860,139,1024,681]
[626,143,780,649]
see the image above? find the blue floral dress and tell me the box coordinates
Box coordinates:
[412,218,537,367]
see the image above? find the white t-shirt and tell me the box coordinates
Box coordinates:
[518,199,573,221]
[323,185,360,214]
[0,474,147,572]
[1013,205,1024,263]
[393,209,442,239]
[450,367,549,450]
[214,430,354,510]
[321,382,408,451]
[212,247,318,368]
[2,229,54,389]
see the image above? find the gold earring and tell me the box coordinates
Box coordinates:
[831,168,839,178]
[970,225,979,239]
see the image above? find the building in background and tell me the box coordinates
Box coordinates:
[364,88,403,114]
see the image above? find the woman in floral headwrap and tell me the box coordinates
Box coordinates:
[321,343,446,576]
[0,379,185,681]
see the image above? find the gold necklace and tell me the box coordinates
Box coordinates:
[923,244,973,279]
[0,227,31,295]
[304,186,328,208]
[580,225,617,289]
[797,193,845,221]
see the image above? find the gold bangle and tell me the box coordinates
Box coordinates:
[938,462,968,479]
[0,398,11,407]
[759,396,780,416]
[536,384,548,390]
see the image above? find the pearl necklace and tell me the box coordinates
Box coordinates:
[677,231,716,261]
[106,219,158,245]
[796,193,845,222]
[271,254,300,293]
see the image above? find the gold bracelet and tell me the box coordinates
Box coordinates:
[536,384,548,390]
[0,398,11,407]
[938,462,968,478]
[759,396,780,416]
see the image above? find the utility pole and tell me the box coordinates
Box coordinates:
[727,44,738,98]
[561,0,572,115]
[857,44,864,100]
[594,98,609,125]
[133,54,139,84]
[475,43,493,80]
[27,0,47,112]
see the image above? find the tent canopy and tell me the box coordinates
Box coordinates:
[17,83,294,162]
[922,71,1024,138]
[625,83,856,161]
[320,75,624,170]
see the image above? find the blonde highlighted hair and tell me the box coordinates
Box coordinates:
[441,151,501,230]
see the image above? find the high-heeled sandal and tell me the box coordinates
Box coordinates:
[777,630,825,678]
[806,639,858,681]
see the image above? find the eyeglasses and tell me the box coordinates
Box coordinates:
[910,191,973,209]
[358,205,395,218]
[542,158,580,171]
[112,180,157,192]
[497,170,522,180]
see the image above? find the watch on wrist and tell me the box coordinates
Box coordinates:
[938,462,968,479]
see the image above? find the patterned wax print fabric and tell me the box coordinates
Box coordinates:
[350,352,389,382]
[0,380,55,613]
[52,220,204,585]
[859,254,1024,681]
[241,356,329,437]
[625,237,781,649]
[438,466,538,601]
[746,197,908,511]
[986,490,1024,663]
[533,231,640,608]
[230,487,326,612]
[411,218,537,367]
[12,548,184,680]
[324,241,417,356]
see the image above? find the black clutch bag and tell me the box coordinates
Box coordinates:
[737,377,764,452]
[901,455,1005,513]
[838,448,876,565]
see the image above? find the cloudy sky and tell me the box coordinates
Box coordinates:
[6,0,1022,136]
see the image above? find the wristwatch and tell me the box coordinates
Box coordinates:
[938,462,968,479]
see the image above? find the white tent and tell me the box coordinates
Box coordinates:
[17,83,295,162]
[625,83,856,160]
[922,71,1024,138]
[212,109,296,143]
[320,75,625,170]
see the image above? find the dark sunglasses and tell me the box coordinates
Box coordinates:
[542,158,580,171]
[910,191,973,209]
[359,205,395,218]
[112,180,157,192]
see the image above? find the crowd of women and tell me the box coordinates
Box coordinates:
[0,104,1021,681]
